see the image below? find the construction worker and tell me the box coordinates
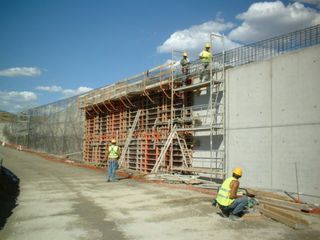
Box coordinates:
[180,52,190,75]
[199,43,213,82]
[180,52,191,86]
[106,139,120,182]
[215,167,249,220]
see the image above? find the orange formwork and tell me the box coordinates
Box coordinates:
[82,88,193,172]
[79,60,223,176]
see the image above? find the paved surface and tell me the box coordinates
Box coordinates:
[0,146,320,240]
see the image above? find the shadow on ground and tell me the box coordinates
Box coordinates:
[0,166,20,230]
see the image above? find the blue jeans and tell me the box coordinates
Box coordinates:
[107,159,118,181]
[220,196,248,216]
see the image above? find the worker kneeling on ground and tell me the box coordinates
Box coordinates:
[215,167,248,220]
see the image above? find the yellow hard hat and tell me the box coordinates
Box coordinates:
[183,52,188,57]
[205,43,211,48]
[111,139,116,143]
[233,167,243,176]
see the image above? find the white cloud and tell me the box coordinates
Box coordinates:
[0,67,42,77]
[36,85,93,98]
[62,86,93,97]
[0,91,38,113]
[294,0,320,8]
[157,20,241,58]
[163,59,180,67]
[229,1,320,43]
[36,85,63,92]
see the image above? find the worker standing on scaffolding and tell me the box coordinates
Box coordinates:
[199,43,212,82]
[180,52,191,86]
[107,139,120,182]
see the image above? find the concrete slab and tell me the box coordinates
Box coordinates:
[272,124,320,203]
[227,61,272,128]
[272,45,320,125]
[225,45,320,202]
[227,128,272,188]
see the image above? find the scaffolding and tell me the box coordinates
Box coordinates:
[6,24,319,179]
[79,24,320,179]
[79,42,226,179]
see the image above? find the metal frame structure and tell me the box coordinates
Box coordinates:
[8,24,320,179]
[77,24,320,179]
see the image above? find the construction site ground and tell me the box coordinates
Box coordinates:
[0,147,319,240]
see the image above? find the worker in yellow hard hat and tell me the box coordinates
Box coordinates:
[180,52,190,85]
[215,167,249,220]
[106,139,121,182]
[199,43,213,82]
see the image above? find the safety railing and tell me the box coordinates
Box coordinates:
[79,24,320,108]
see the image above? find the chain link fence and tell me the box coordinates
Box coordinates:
[3,96,84,161]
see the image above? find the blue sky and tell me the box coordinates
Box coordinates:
[0,0,319,113]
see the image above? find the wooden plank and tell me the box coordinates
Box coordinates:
[246,188,292,201]
[258,196,312,212]
[242,212,262,219]
[172,166,225,175]
[264,205,310,224]
[258,204,310,229]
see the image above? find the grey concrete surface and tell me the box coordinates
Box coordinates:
[192,45,320,203]
[225,45,320,203]
[1,147,320,240]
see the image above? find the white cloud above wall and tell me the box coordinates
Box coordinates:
[157,19,241,57]
[36,85,93,98]
[61,86,93,97]
[36,85,63,92]
[294,0,320,8]
[0,91,38,112]
[0,67,42,77]
[157,1,320,58]
[229,1,320,42]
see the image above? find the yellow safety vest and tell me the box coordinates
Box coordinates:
[199,50,212,63]
[180,58,189,66]
[216,177,237,207]
[108,145,119,159]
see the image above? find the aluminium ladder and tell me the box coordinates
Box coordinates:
[118,109,142,168]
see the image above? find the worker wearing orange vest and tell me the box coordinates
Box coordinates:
[107,139,120,182]
[216,167,249,220]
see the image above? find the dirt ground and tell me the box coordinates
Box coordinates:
[0,146,319,240]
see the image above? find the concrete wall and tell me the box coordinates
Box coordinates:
[226,45,320,202]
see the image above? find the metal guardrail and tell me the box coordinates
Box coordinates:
[10,25,320,158]
[79,24,320,108]
[214,24,320,68]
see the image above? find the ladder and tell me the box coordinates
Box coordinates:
[118,109,141,167]
[208,64,225,180]
[176,135,192,168]
[151,125,177,173]
[206,77,222,126]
